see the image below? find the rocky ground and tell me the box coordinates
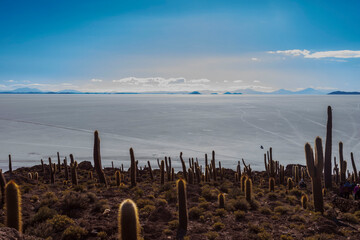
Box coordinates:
[0,161,360,240]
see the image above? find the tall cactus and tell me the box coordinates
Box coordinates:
[305,137,324,213]
[301,194,309,209]
[211,151,216,181]
[147,161,154,180]
[180,152,187,181]
[5,181,22,232]
[269,177,275,192]
[160,160,165,185]
[218,193,225,208]
[241,175,247,192]
[71,161,78,185]
[64,157,69,181]
[93,131,107,186]
[130,148,136,187]
[118,199,140,240]
[0,169,7,206]
[41,159,44,173]
[245,177,252,202]
[188,168,194,184]
[57,152,61,173]
[115,170,121,186]
[324,106,332,188]
[8,155,12,174]
[279,165,284,184]
[339,141,346,183]
[334,157,339,184]
[351,152,358,183]
[177,179,188,238]
[48,158,55,184]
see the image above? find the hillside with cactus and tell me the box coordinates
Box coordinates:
[0,106,360,239]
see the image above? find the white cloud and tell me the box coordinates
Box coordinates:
[233,80,243,83]
[251,57,259,61]
[91,78,103,82]
[223,80,228,83]
[6,80,15,83]
[268,49,360,59]
[253,80,260,83]
[112,77,210,86]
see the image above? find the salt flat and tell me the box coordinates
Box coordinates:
[0,94,359,171]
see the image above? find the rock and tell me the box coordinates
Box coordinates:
[78,161,93,170]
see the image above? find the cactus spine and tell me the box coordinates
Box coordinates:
[245,177,252,202]
[177,179,188,237]
[5,181,22,232]
[218,193,225,208]
[93,131,107,186]
[324,106,332,189]
[118,199,140,240]
[305,137,324,213]
[160,160,165,185]
[269,177,275,192]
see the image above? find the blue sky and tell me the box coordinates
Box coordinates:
[0,0,359,92]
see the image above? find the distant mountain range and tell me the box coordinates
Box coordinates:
[1,87,358,95]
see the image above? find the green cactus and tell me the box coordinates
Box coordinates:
[301,194,309,209]
[245,177,252,202]
[218,193,225,208]
[177,179,188,237]
[269,177,275,192]
[93,131,108,186]
[160,160,165,185]
[118,199,140,240]
[115,171,121,186]
[5,181,22,232]
[305,137,324,213]
[0,169,7,206]
[130,148,136,187]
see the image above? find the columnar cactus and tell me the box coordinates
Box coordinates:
[5,181,22,232]
[339,141,346,183]
[48,158,55,184]
[235,173,239,183]
[269,177,275,192]
[287,178,293,190]
[218,193,225,208]
[57,152,61,173]
[241,175,247,192]
[160,160,165,185]
[305,137,324,213]
[279,165,284,184]
[301,194,309,209]
[0,170,7,206]
[28,172,32,179]
[334,157,339,184]
[112,161,114,169]
[8,154,12,174]
[294,166,299,183]
[212,151,216,181]
[177,179,188,238]
[115,170,121,186]
[118,199,140,240]
[324,106,332,189]
[180,152,188,181]
[130,148,136,187]
[171,168,175,181]
[93,131,107,186]
[168,157,172,180]
[147,161,154,180]
[188,168,194,184]
[205,166,209,182]
[70,154,75,165]
[64,157,69,181]
[351,152,358,183]
[71,161,78,186]
[34,172,38,182]
[41,159,44,172]
[245,177,252,202]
